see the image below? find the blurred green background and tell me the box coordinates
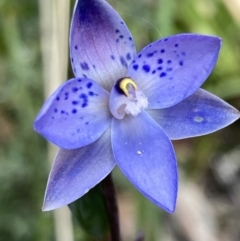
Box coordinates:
[0,0,240,240]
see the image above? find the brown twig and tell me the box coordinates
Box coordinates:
[101,174,121,241]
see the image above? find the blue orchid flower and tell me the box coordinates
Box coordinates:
[34,0,240,213]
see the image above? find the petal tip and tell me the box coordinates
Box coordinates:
[42,199,64,212]
[163,202,176,213]
[236,110,240,119]
[33,119,40,133]
[154,191,177,213]
[216,36,222,49]
[205,35,222,54]
[42,202,53,212]
[213,35,222,44]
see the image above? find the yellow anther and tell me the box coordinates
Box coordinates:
[119,78,138,96]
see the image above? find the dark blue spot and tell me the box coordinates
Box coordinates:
[160,72,167,78]
[71,58,74,63]
[133,64,139,70]
[73,68,76,73]
[120,56,128,68]
[181,51,186,56]
[61,110,65,114]
[87,82,92,88]
[160,49,165,53]
[54,108,58,113]
[158,59,163,64]
[126,53,131,60]
[89,91,94,96]
[56,96,60,101]
[179,60,184,66]
[152,70,156,74]
[83,74,87,78]
[79,93,88,108]
[175,43,178,47]
[120,21,124,24]
[142,64,150,73]
[129,37,132,41]
[72,101,79,105]
[72,87,78,92]
[78,79,82,82]
[72,109,77,114]
[85,122,89,125]
[119,35,124,39]
[111,55,115,60]
[80,62,89,71]
[167,60,172,64]
[74,45,78,50]
[115,29,120,33]
[147,52,154,58]
[164,38,168,41]
[157,66,163,71]
[92,65,96,68]
[138,54,142,58]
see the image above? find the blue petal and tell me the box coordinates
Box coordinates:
[112,112,178,212]
[147,89,240,140]
[34,78,111,149]
[70,0,136,91]
[42,129,116,211]
[127,34,221,108]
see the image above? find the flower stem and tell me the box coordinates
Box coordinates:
[101,173,121,241]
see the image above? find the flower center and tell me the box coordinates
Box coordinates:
[109,77,148,119]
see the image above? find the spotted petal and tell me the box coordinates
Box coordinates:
[34,78,111,149]
[127,34,221,108]
[112,112,178,212]
[70,0,136,91]
[43,129,115,211]
[147,89,240,140]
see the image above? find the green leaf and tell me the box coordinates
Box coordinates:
[206,77,240,99]
[69,184,109,240]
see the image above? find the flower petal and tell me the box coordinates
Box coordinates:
[112,112,178,212]
[147,89,240,140]
[42,129,115,211]
[127,34,221,108]
[70,0,136,91]
[34,78,111,149]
